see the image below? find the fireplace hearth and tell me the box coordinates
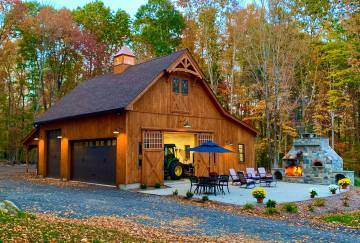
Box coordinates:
[272,133,354,185]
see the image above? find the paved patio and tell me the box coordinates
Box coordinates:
[140,179,346,205]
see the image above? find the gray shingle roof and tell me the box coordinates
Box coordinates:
[35,49,186,124]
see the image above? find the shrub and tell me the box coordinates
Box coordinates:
[140,184,147,189]
[355,177,360,187]
[202,195,209,202]
[266,199,277,208]
[264,207,279,215]
[172,189,178,196]
[328,185,338,194]
[341,194,350,207]
[338,178,351,187]
[308,204,315,212]
[154,183,161,188]
[312,198,326,207]
[251,187,267,199]
[243,203,254,210]
[185,191,194,199]
[309,188,318,198]
[282,203,298,213]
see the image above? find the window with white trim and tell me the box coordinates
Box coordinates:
[238,144,245,163]
[143,131,163,149]
[198,133,213,145]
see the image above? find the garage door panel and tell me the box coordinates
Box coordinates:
[71,139,116,185]
[47,130,61,178]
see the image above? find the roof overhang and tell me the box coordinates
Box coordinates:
[22,127,40,147]
[34,108,125,126]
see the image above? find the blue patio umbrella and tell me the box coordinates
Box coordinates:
[186,141,233,174]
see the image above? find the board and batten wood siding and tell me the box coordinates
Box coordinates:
[126,72,256,184]
[37,113,127,185]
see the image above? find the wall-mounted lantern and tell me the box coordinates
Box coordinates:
[183,120,191,128]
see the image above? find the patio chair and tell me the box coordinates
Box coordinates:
[246,168,260,182]
[258,167,272,178]
[218,175,230,193]
[189,176,199,193]
[209,172,218,177]
[229,168,241,184]
[238,171,256,189]
[258,168,276,187]
[197,177,217,195]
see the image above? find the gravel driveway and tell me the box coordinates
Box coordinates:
[0,166,359,242]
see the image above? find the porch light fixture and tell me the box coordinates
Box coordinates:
[113,129,120,134]
[57,135,62,139]
[34,137,39,141]
[183,120,191,128]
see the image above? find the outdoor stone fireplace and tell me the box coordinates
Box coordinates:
[272,133,354,185]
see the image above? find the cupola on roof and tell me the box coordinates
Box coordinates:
[114,46,135,57]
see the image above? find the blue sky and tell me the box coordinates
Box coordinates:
[32,0,148,16]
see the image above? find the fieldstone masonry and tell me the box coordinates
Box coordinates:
[273,133,354,185]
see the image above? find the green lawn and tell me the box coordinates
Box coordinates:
[0,211,145,242]
[322,211,360,228]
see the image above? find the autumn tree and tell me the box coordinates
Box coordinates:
[133,0,185,59]
[72,1,130,75]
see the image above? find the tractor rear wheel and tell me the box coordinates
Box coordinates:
[169,161,183,180]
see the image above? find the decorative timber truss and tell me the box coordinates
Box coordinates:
[166,54,203,79]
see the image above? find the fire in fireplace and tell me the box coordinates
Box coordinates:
[285,165,303,176]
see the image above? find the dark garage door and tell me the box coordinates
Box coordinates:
[71,139,116,185]
[47,130,61,178]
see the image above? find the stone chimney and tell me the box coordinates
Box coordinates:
[113,46,136,74]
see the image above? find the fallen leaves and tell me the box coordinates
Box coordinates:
[36,214,264,242]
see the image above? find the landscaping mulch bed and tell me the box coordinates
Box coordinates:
[166,186,360,230]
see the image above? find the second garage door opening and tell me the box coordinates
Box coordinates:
[71,139,116,185]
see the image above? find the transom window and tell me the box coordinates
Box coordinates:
[238,144,245,163]
[172,77,188,95]
[198,133,213,145]
[143,131,163,149]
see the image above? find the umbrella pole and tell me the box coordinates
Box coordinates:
[208,152,210,175]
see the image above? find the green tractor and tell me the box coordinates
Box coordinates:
[164,144,193,180]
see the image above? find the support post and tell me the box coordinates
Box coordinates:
[25,146,29,173]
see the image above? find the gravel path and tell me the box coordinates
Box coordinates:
[1,175,359,243]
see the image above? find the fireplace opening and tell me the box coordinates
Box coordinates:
[285,165,303,176]
[313,160,323,167]
[284,160,303,177]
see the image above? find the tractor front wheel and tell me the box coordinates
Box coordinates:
[169,161,183,180]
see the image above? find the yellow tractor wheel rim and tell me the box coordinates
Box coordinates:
[174,165,183,177]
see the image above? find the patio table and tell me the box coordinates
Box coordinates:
[195,176,230,196]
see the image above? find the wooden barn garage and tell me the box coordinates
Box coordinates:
[23,47,258,187]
